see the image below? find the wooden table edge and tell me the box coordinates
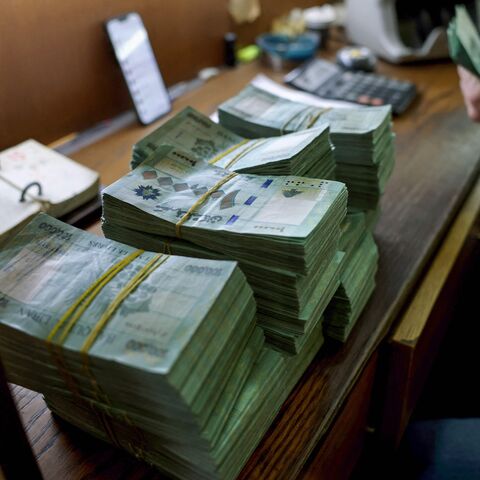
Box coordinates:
[392,170,480,345]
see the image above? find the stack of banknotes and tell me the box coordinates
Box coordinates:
[0,215,261,479]
[104,219,345,353]
[102,145,348,353]
[218,84,395,214]
[131,106,335,180]
[448,5,480,76]
[324,212,379,341]
[0,214,328,479]
[43,326,324,479]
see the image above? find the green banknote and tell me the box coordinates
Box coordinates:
[43,316,324,480]
[218,84,392,141]
[448,6,480,76]
[0,214,264,478]
[101,218,340,354]
[131,106,334,179]
[324,213,379,342]
[104,144,347,275]
[218,84,395,215]
[104,145,347,352]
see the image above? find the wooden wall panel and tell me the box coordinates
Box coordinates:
[0,0,325,150]
[0,0,229,149]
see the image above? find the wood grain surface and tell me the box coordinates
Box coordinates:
[0,0,323,150]
[7,41,480,479]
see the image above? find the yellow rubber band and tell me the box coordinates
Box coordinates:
[79,254,168,420]
[99,409,121,447]
[163,240,173,255]
[305,108,331,129]
[223,139,267,170]
[81,254,169,354]
[44,249,157,449]
[46,250,143,344]
[208,139,249,165]
[46,250,144,414]
[280,106,332,134]
[175,172,238,238]
[47,347,83,398]
[280,106,311,134]
[55,256,140,345]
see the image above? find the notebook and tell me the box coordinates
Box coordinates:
[0,139,100,245]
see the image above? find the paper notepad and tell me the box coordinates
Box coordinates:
[0,140,99,245]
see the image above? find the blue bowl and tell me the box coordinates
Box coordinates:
[256,33,319,61]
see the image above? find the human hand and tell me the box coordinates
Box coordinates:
[457,66,480,122]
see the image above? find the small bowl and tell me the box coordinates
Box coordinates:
[256,33,319,61]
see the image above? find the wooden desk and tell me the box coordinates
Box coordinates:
[8,51,480,479]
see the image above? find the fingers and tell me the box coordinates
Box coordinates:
[457,66,480,122]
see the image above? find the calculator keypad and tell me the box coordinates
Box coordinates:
[286,59,417,115]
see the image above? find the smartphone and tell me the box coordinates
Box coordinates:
[105,12,171,125]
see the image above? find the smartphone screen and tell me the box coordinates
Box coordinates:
[105,13,171,125]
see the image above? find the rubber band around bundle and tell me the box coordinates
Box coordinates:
[223,139,268,170]
[280,106,331,134]
[175,172,238,238]
[208,139,249,165]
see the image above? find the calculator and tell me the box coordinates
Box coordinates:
[284,59,417,114]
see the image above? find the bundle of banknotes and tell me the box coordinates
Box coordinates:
[448,5,480,76]
[131,106,335,180]
[104,217,345,354]
[43,324,324,479]
[0,214,327,479]
[0,215,263,479]
[324,212,379,341]
[218,84,395,213]
[102,145,348,353]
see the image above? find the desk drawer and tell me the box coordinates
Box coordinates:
[379,178,480,447]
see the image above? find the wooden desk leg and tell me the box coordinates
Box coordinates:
[0,358,43,480]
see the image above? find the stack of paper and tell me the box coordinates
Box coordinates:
[218,84,395,214]
[0,139,99,246]
[324,212,379,342]
[448,6,480,76]
[0,214,263,480]
[102,145,348,353]
[131,106,335,180]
